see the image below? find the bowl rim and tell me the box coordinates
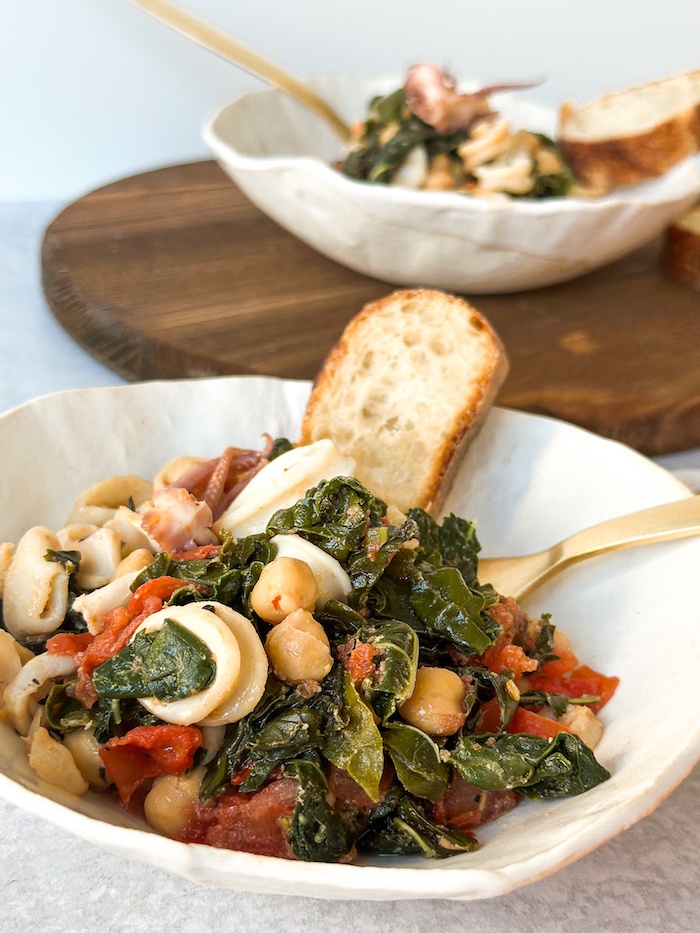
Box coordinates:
[203,78,700,216]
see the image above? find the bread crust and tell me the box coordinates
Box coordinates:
[559,111,700,190]
[660,209,700,289]
[557,72,700,190]
[300,289,509,514]
[421,337,507,514]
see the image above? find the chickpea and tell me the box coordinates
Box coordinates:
[63,727,112,791]
[399,667,467,737]
[265,608,332,684]
[250,557,319,624]
[144,768,204,838]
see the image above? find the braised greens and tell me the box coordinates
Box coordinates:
[266,476,385,562]
[449,732,610,797]
[52,470,612,863]
[284,760,353,862]
[44,548,81,572]
[186,476,612,859]
[357,620,419,724]
[339,86,576,199]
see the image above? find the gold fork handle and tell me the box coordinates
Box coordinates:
[480,495,700,599]
[559,494,700,561]
[127,0,353,142]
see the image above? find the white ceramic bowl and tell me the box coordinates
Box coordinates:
[1,376,700,900]
[203,76,700,294]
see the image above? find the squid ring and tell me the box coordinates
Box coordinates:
[198,604,269,727]
[132,603,242,726]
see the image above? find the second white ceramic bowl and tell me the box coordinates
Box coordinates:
[203,75,700,294]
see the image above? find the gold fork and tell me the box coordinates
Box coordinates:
[127,0,353,142]
[478,495,700,599]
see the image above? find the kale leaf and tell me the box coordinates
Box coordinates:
[200,677,327,798]
[449,732,611,797]
[266,477,386,562]
[347,518,419,609]
[269,437,294,461]
[358,619,419,724]
[284,759,353,862]
[44,548,81,573]
[323,669,384,801]
[409,509,482,587]
[359,793,478,858]
[409,567,495,654]
[382,723,449,802]
[92,619,215,702]
[519,691,600,718]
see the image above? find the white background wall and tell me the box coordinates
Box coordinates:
[2,0,699,201]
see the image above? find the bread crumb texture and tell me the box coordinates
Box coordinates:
[560,72,700,140]
[300,290,508,512]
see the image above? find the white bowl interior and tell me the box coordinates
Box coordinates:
[1,376,699,899]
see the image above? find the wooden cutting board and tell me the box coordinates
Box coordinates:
[42,160,700,455]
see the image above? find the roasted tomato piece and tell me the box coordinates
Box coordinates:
[100,724,202,804]
[481,643,539,679]
[46,631,94,658]
[327,763,393,810]
[126,576,189,616]
[474,700,573,738]
[507,707,573,739]
[181,779,299,858]
[531,665,619,714]
[339,640,377,686]
[473,697,501,733]
[571,665,619,713]
[434,770,519,831]
[536,647,579,678]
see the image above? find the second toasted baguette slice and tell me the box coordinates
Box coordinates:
[660,203,700,289]
[558,69,700,190]
[299,289,508,514]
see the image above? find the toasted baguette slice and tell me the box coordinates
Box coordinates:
[660,204,700,289]
[299,289,508,514]
[558,70,700,190]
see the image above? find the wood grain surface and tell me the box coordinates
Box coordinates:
[42,160,700,455]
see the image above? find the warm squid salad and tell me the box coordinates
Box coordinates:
[338,63,579,199]
[0,437,618,862]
